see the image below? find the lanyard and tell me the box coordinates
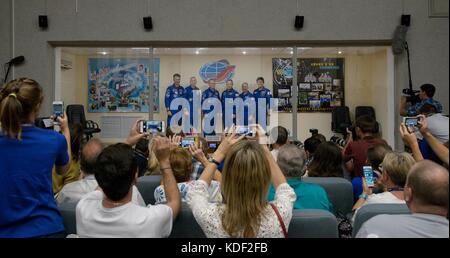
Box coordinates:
[387,187,404,192]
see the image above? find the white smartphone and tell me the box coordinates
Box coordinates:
[52,101,64,121]
[363,166,375,187]
[139,120,165,134]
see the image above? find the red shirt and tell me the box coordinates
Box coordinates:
[344,136,387,177]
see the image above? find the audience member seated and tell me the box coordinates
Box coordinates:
[154,146,222,204]
[267,144,333,212]
[187,125,296,238]
[56,138,145,206]
[352,143,393,202]
[0,78,70,238]
[344,115,387,178]
[356,160,448,238]
[303,136,323,167]
[400,116,449,167]
[76,138,181,237]
[400,83,443,117]
[269,126,289,161]
[306,141,344,178]
[53,123,84,194]
[352,152,416,221]
[134,138,149,177]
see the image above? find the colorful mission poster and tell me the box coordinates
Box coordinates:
[273,58,344,112]
[88,58,160,113]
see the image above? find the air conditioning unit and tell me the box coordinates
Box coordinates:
[61,59,73,70]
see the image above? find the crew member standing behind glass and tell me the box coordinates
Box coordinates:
[221,79,239,128]
[253,77,272,127]
[164,73,185,128]
[184,76,201,132]
[238,82,255,126]
[201,79,220,136]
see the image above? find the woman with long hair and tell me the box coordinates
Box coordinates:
[187,125,295,237]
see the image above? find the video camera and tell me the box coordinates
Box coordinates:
[309,128,318,136]
[402,88,421,105]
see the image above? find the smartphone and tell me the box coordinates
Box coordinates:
[139,120,165,134]
[181,137,198,149]
[403,116,419,128]
[236,126,254,137]
[53,101,64,121]
[208,142,218,150]
[363,166,375,187]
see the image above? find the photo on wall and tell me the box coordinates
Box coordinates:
[88,58,160,113]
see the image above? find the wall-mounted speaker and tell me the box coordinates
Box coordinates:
[401,14,411,27]
[38,15,48,29]
[143,16,153,30]
[295,15,304,30]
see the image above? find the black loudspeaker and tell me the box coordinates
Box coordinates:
[295,15,304,29]
[143,16,153,30]
[401,14,411,27]
[38,15,48,28]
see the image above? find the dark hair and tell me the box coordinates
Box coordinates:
[307,141,343,177]
[256,77,264,83]
[312,133,326,143]
[0,78,43,139]
[304,137,322,154]
[271,126,288,145]
[135,138,149,157]
[355,115,377,134]
[80,138,103,175]
[367,143,392,171]
[70,123,85,161]
[419,104,438,115]
[95,143,137,201]
[226,79,233,83]
[173,73,181,79]
[420,84,435,98]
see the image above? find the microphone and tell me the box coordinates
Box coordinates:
[392,25,408,55]
[7,56,25,65]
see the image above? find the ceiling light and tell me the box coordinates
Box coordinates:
[98,51,108,55]
[195,50,200,55]
[338,51,343,54]
[242,51,247,55]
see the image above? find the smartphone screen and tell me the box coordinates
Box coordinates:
[181,137,196,148]
[208,142,218,150]
[404,117,419,128]
[53,102,63,118]
[363,166,375,187]
[139,120,165,134]
[236,126,253,136]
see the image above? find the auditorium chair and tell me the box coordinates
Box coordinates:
[66,104,101,140]
[331,106,352,134]
[303,177,353,215]
[170,203,206,238]
[352,203,410,237]
[58,201,78,235]
[288,209,338,238]
[136,175,162,205]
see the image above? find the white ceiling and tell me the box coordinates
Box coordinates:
[61,46,388,57]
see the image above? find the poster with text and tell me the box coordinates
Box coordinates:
[88,58,160,113]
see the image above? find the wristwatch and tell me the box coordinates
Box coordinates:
[208,157,221,166]
[359,193,368,200]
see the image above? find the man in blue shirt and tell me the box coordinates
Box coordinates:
[184,76,201,131]
[221,79,240,128]
[400,83,443,117]
[238,82,255,126]
[202,79,221,135]
[253,77,272,127]
[164,73,185,127]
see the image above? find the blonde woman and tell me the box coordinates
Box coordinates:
[187,125,296,238]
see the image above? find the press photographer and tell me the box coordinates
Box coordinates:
[400,83,443,117]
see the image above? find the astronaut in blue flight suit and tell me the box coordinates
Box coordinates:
[221,79,240,128]
[184,76,201,132]
[164,73,185,127]
[238,82,255,126]
[253,77,272,127]
[201,79,221,135]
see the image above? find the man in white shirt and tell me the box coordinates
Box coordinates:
[357,160,449,238]
[416,104,449,143]
[269,126,289,161]
[56,138,145,206]
[76,137,181,238]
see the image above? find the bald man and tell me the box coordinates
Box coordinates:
[357,160,449,238]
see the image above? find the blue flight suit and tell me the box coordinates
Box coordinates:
[253,86,272,126]
[184,85,201,128]
[239,91,255,126]
[202,87,220,135]
[164,84,185,126]
[221,88,240,128]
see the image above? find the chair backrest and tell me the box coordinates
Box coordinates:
[355,106,376,120]
[352,203,410,237]
[136,175,162,205]
[331,106,352,134]
[169,203,206,238]
[288,209,338,238]
[66,104,86,126]
[303,177,353,215]
[58,201,78,235]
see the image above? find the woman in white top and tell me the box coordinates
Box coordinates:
[187,125,296,238]
[352,151,416,221]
